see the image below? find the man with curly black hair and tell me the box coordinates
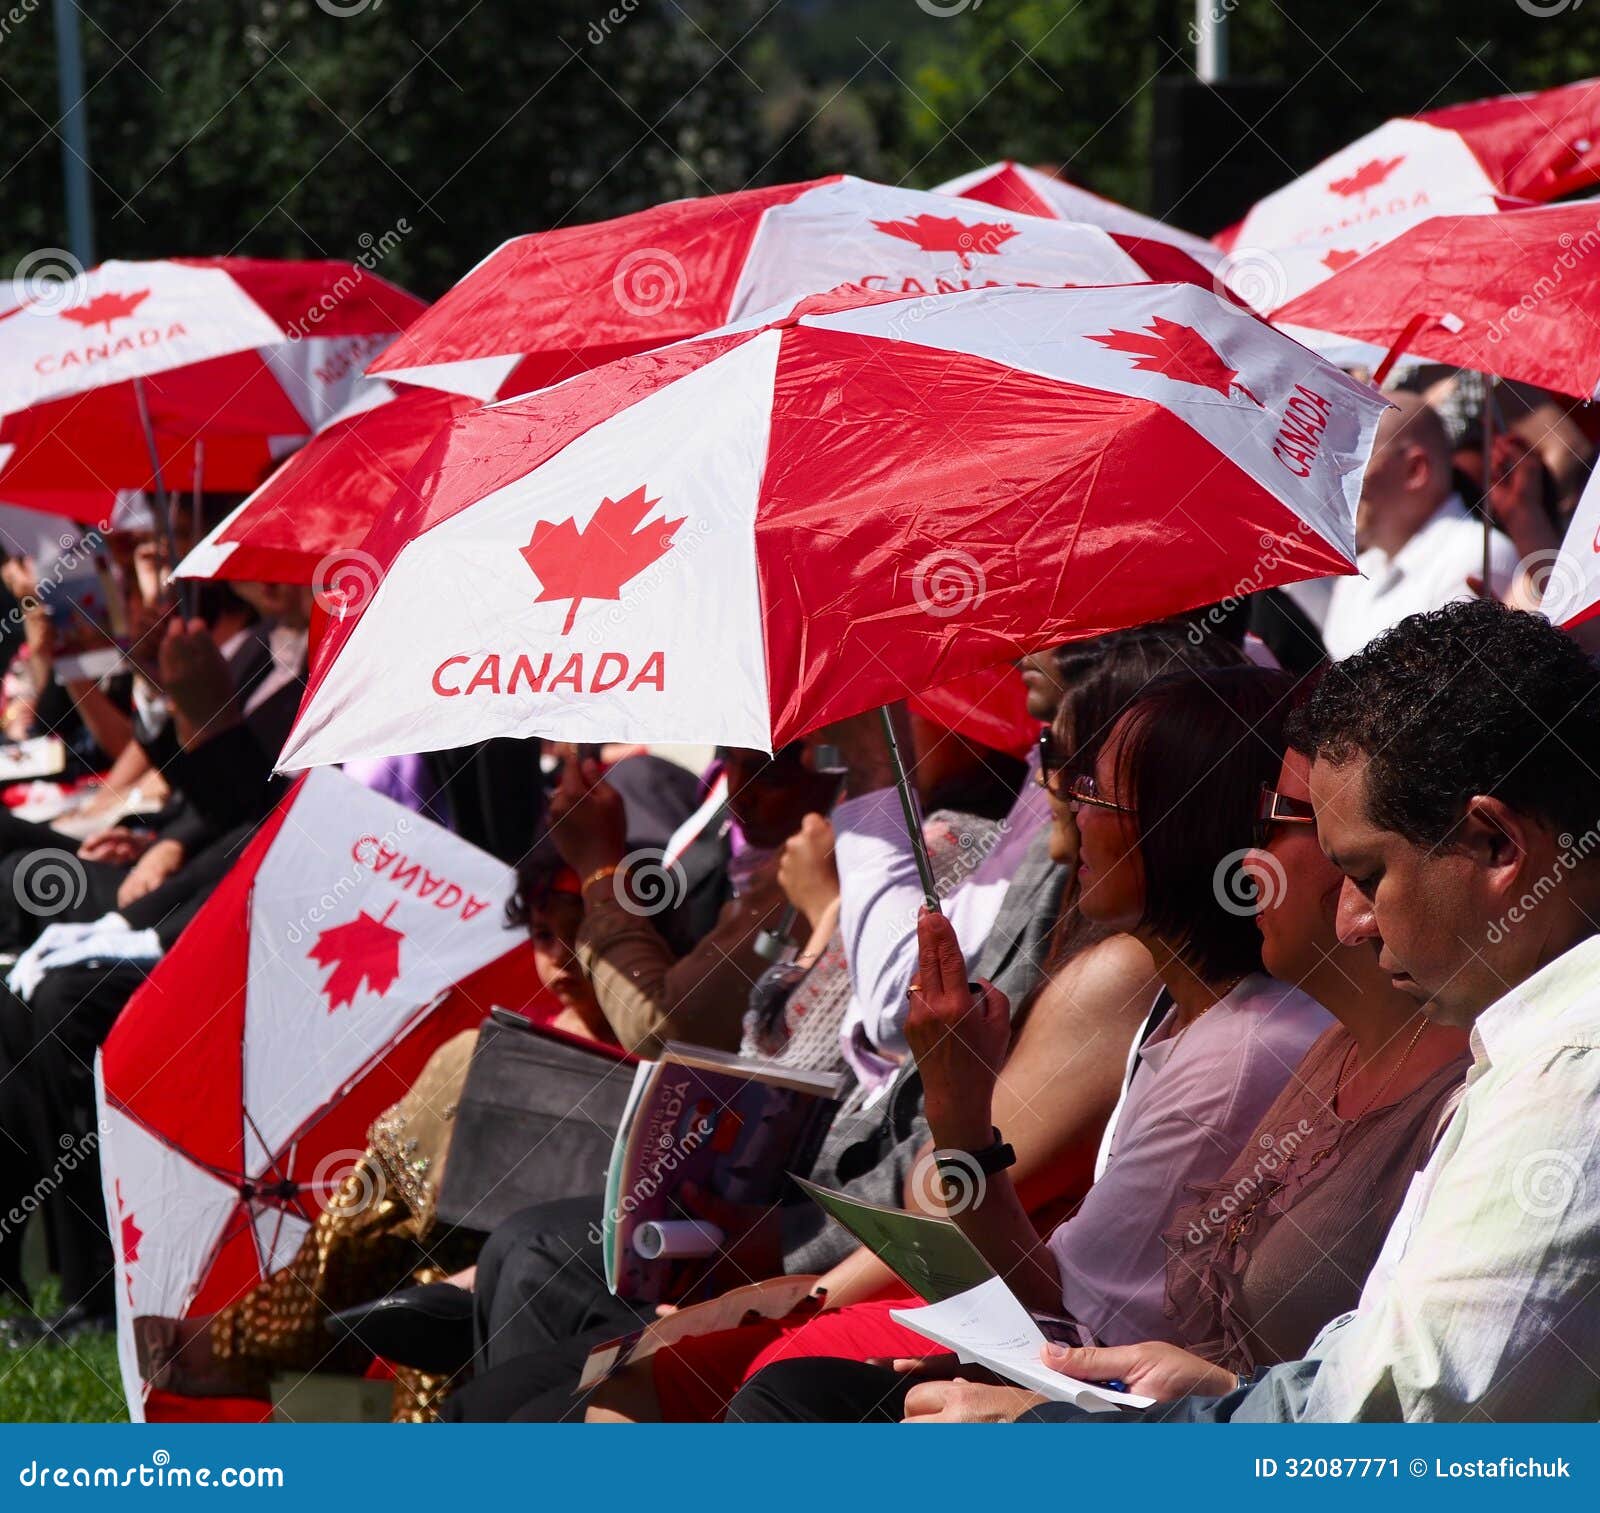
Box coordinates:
[739,601,1600,1422]
[1294,596,1600,1026]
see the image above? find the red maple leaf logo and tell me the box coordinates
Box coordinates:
[1087,316,1261,405]
[1320,247,1363,273]
[520,485,684,634]
[113,1178,142,1304]
[306,903,404,1011]
[59,288,150,333]
[870,213,1020,268]
[1327,156,1405,198]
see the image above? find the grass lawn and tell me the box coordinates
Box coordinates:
[0,1278,128,1424]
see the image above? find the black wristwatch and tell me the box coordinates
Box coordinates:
[935,1128,1016,1206]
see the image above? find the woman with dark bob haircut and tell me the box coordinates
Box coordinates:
[586,657,1335,1423]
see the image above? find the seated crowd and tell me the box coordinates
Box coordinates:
[0,380,1597,1424]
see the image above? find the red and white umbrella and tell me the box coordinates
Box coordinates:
[1217,77,1600,309]
[367,175,1221,401]
[1271,201,1600,398]
[1531,465,1600,631]
[0,257,426,500]
[280,282,1387,772]
[95,766,541,1422]
[174,380,476,589]
[936,160,1224,272]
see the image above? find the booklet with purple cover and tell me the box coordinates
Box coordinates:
[601,1044,848,1303]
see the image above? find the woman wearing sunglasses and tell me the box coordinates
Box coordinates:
[893,665,1334,1341]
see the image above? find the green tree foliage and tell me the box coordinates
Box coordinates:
[0,0,801,295]
[6,1,1600,293]
[901,0,1600,232]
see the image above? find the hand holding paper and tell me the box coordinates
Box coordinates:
[889,1278,1155,1412]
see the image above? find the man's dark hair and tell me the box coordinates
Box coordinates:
[1113,664,1298,982]
[1286,599,1600,848]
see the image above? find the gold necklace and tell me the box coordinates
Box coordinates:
[1334,1016,1429,1122]
[1217,1016,1429,1251]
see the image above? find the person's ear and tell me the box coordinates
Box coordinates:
[1455,796,1530,889]
[1401,441,1431,493]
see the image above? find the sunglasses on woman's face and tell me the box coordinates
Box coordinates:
[1063,770,1137,816]
[1036,730,1136,814]
[1035,728,1070,794]
[1254,785,1317,848]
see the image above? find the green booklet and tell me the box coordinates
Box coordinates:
[791,1175,996,1303]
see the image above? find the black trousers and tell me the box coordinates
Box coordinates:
[0,812,128,954]
[0,964,153,1315]
[729,1358,919,1423]
[467,1195,649,1371]
[437,1195,652,1422]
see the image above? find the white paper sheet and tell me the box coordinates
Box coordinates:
[890,1278,1156,1413]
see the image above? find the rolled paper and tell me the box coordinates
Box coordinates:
[632,1218,725,1261]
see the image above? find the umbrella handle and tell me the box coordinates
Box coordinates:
[879,704,940,912]
[753,903,801,963]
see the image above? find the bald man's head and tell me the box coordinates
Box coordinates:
[1356,392,1455,554]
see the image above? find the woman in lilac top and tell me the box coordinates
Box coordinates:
[907,664,1331,1343]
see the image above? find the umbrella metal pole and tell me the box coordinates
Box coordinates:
[1481,374,1497,595]
[132,375,192,619]
[878,704,940,912]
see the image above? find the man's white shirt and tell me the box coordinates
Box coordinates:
[1322,494,1519,661]
[1295,932,1600,1420]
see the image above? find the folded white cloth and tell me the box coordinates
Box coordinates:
[6,916,162,1002]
